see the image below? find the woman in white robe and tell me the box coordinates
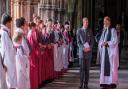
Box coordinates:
[98,16,119,89]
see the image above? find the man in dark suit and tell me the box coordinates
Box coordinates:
[77,17,94,89]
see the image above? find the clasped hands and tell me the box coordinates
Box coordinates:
[101,42,109,47]
[83,48,91,53]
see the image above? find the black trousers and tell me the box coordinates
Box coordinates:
[80,58,91,86]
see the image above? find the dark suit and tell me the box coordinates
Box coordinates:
[77,28,94,87]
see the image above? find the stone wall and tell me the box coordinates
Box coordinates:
[38,0,65,23]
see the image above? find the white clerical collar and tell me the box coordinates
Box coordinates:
[27,30,32,36]
[82,26,87,30]
[1,24,10,32]
[15,28,24,33]
[14,42,21,47]
[103,27,109,30]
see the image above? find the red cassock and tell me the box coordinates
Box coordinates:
[27,30,41,89]
[38,32,46,84]
[47,44,55,79]
[41,48,46,83]
[42,33,55,81]
[37,32,43,85]
[44,45,51,80]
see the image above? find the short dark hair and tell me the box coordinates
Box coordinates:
[65,21,69,25]
[54,21,58,25]
[39,20,43,24]
[1,13,12,25]
[36,16,40,20]
[16,17,26,28]
[29,22,36,29]
[48,19,52,22]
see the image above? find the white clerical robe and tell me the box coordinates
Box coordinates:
[63,44,69,69]
[15,28,30,89]
[0,25,17,88]
[0,52,8,89]
[98,28,119,85]
[15,28,30,57]
[15,43,30,89]
[54,44,63,71]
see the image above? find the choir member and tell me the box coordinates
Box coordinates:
[0,52,7,89]
[63,23,70,69]
[27,22,39,89]
[53,22,63,76]
[0,13,17,89]
[13,32,30,89]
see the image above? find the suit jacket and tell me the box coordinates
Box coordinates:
[77,28,94,59]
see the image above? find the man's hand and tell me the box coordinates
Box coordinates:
[42,45,47,48]
[48,44,51,49]
[83,48,91,53]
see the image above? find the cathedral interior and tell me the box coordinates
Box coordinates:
[0,0,128,71]
[0,0,128,30]
[0,0,128,89]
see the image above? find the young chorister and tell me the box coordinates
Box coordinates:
[0,13,17,89]
[14,17,30,89]
[13,32,30,89]
[27,22,39,89]
[0,51,8,89]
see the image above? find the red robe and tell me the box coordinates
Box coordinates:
[37,31,43,85]
[38,31,46,84]
[27,30,41,89]
[42,32,55,80]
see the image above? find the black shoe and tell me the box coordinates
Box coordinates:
[110,84,117,88]
[84,85,89,89]
[101,88,108,89]
[79,86,83,89]
[79,84,83,89]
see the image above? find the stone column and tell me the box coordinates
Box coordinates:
[0,0,7,18]
[38,0,65,22]
[82,0,94,30]
[13,0,20,19]
[21,0,31,21]
[11,0,14,36]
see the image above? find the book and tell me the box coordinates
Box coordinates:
[84,42,90,48]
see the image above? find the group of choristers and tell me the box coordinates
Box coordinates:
[0,13,74,89]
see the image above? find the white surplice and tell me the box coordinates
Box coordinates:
[54,44,64,71]
[0,52,8,89]
[15,28,30,89]
[15,28,30,57]
[98,28,119,85]
[63,44,69,69]
[0,25,17,88]
[14,43,30,89]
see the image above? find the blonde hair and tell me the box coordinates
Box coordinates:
[83,17,88,22]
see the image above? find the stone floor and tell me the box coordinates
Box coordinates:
[41,46,128,89]
[41,67,128,89]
